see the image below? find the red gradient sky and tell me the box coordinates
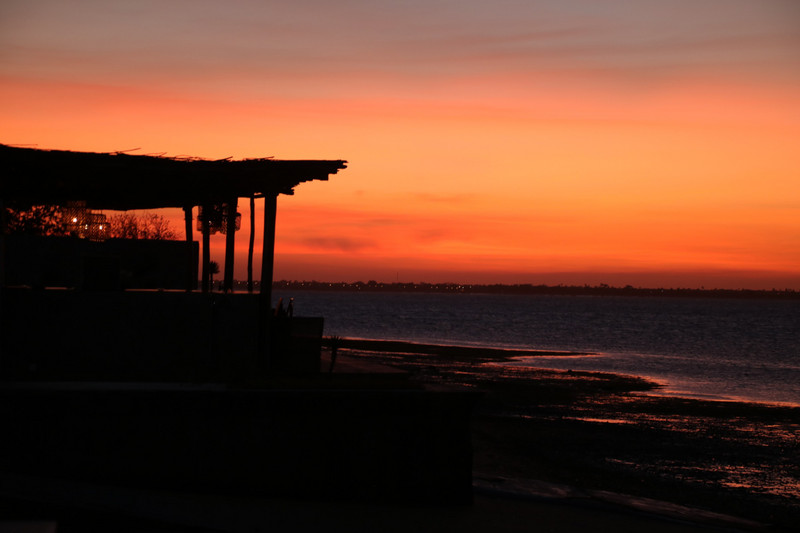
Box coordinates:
[2,1,799,289]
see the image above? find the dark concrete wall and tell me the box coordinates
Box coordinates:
[4,235,198,290]
[0,289,321,380]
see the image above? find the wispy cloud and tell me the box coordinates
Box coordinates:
[410,193,479,205]
[5,0,797,92]
[296,237,377,252]
[3,0,799,288]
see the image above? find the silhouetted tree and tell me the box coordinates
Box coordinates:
[107,212,178,240]
[209,261,220,289]
[107,213,139,239]
[141,213,177,240]
[3,204,67,236]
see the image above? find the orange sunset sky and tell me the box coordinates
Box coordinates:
[2,1,799,289]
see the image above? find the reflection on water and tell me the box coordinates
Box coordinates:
[277,290,800,406]
[563,416,632,425]
[528,407,800,503]
[346,344,800,521]
[506,352,800,407]
[555,400,800,501]
[662,462,800,499]
[710,465,798,499]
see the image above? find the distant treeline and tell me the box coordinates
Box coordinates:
[269,280,800,299]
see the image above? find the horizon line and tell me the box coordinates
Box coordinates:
[260,280,798,294]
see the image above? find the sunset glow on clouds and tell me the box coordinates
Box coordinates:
[2,0,799,288]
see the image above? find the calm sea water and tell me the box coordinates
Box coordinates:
[274,290,800,406]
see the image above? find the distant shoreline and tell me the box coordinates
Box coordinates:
[271,280,800,299]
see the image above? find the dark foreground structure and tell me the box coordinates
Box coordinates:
[0,145,476,515]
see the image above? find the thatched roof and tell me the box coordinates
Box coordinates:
[0,144,347,210]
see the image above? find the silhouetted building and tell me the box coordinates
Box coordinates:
[1,143,346,373]
[0,144,474,508]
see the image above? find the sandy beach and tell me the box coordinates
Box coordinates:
[330,338,800,531]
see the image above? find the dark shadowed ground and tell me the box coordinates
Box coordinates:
[335,339,800,531]
[2,339,797,532]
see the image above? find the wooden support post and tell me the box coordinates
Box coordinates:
[223,198,238,293]
[258,193,278,371]
[183,206,194,292]
[201,205,211,293]
[247,195,255,294]
[0,198,6,292]
[0,198,6,289]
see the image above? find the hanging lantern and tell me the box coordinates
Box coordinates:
[197,204,240,234]
[63,201,108,241]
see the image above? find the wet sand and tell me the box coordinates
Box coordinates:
[331,338,800,531]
